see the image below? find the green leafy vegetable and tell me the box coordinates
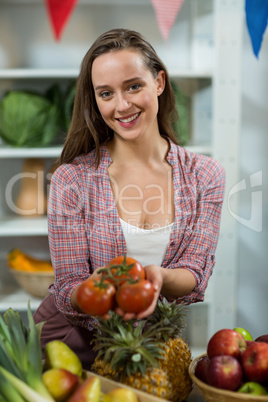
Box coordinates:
[171,81,190,146]
[0,91,61,147]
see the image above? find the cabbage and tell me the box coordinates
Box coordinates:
[0,91,61,147]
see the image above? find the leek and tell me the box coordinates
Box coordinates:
[0,302,54,401]
[0,366,54,402]
[0,369,25,402]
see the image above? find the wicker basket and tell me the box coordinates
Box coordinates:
[189,354,268,402]
[9,268,55,298]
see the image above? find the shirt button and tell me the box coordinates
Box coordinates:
[170,241,175,246]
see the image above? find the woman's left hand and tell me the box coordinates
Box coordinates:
[115,264,163,320]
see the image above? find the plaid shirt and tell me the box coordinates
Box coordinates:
[48,140,225,330]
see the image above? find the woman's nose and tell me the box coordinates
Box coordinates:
[115,93,130,112]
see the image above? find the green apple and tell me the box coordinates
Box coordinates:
[238,381,267,395]
[233,327,253,341]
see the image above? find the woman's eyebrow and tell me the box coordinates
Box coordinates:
[95,76,144,91]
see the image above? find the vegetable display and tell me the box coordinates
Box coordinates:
[75,256,154,316]
[0,305,142,401]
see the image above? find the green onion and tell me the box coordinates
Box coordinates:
[0,366,54,402]
[0,302,54,401]
[0,369,25,402]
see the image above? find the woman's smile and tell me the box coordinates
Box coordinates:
[116,112,141,127]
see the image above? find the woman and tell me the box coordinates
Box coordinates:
[34,28,225,369]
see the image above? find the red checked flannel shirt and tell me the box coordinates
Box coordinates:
[48,140,225,330]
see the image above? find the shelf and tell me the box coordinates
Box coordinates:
[0,145,62,158]
[0,68,213,80]
[0,144,212,159]
[184,145,212,156]
[0,216,48,236]
[0,257,45,311]
[169,69,213,79]
[0,68,79,79]
[0,286,43,311]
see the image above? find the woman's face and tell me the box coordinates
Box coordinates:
[91,49,165,142]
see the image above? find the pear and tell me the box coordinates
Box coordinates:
[67,376,101,402]
[42,368,80,401]
[103,387,138,402]
[44,340,83,377]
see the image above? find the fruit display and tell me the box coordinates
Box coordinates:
[0,304,164,401]
[189,327,268,401]
[92,298,193,401]
[75,256,154,316]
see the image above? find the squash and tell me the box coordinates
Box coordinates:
[15,158,47,216]
[7,249,54,273]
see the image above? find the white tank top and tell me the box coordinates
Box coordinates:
[119,218,174,267]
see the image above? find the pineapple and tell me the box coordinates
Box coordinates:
[91,299,193,401]
[146,298,193,401]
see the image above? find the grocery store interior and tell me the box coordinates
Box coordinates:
[0,0,267,361]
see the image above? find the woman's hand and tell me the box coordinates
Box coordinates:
[115,264,163,320]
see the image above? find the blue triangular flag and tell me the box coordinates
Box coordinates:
[245,0,268,58]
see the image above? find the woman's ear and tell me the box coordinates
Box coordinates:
[156,70,166,96]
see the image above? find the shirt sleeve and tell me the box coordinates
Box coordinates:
[167,158,226,304]
[47,163,92,325]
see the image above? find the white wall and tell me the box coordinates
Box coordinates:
[237,24,268,338]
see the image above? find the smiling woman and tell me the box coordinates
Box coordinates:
[33,28,226,370]
[91,49,164,142]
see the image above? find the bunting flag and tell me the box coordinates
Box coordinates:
[44,0,79,41]
[150,0,184,40]
[245,0,268,58]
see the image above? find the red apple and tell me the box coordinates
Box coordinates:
[246,340,256,348]
[194,355,210,384]
[241,342,268,385]
[255,334,268,344]
[207,355,243,391]
[207,329,247,359]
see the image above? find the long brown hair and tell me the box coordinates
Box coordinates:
[59,28,179,167]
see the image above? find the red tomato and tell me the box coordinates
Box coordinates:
[116,279,155,313]
[75,277,116,316]
[103,256,145,286]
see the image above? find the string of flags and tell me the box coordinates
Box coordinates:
[245,0,268,58]
[44,0,267,58]
[44,0,184,42]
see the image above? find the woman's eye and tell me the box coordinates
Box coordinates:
[100,91,111,99]
[129,83,141,91]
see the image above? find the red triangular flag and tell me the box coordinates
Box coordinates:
[45,0,79,41]
[151,0,184,40]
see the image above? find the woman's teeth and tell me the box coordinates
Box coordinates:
[118,113,139,123]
